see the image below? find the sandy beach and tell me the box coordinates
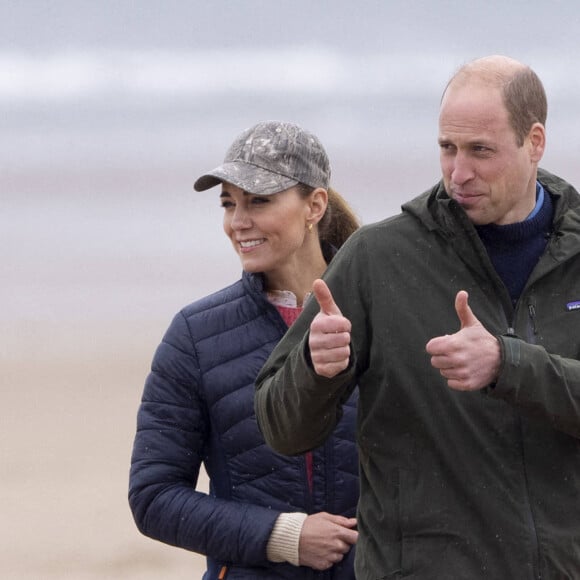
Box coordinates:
[2,163,232,579]
[5,145,580,578]
[2,319,209,579]
[1,153,414,579]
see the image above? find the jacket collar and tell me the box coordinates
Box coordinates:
[402,168,580,284]
[402,167,580,236]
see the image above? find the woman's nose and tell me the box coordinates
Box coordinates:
[231,206,251,229]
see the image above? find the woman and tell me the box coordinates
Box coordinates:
[129,121,360,579]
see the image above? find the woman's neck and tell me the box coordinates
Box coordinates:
[264,249,327,307]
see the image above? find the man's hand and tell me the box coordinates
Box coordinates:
[299,512,358,570]
[309,279,352,378]
[426,290,501,391]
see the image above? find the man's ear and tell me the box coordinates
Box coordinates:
[528,122,546,163]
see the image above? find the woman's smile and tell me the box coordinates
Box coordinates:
[239,238,266,251]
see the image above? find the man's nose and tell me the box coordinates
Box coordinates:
[451,153,474,185]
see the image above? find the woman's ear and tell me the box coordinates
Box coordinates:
[308,187,329,224]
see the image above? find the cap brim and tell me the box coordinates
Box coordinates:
[193,161,298,195]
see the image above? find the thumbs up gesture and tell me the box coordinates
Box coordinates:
[426,291,501,391]
[309,279,352,378]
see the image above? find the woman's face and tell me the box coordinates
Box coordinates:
[221,183,312,277]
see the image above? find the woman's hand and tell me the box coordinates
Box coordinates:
[298,512,358,570]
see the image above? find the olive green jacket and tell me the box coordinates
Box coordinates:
[255,169,580,579]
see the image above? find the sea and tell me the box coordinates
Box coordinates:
[3,1,580,342]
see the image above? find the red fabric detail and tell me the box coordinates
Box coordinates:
[276,304,303,327]
[305,451,314,494]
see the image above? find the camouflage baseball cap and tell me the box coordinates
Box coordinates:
[194,121,331,195]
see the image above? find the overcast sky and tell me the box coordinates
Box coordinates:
[4,0,580,57]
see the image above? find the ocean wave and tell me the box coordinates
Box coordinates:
[0,48,480,103]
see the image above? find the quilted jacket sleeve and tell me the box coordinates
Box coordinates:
[129,311,280,565]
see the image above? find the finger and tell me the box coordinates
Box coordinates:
[331,540,352,555]
[338,527,359,545]
[325,516,359,544]
[446,377,473,391]
[429,353,454,370]
[312,279,342,316]
[455,290,479,329]
[326,515,357,529]
[312,359,350,379]
[425,335,450,356]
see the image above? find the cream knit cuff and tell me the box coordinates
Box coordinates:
[266,512,308,566]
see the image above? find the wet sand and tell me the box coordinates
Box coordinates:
[2,320,208,579]
[4,155,579,579]
[2,162,227,577]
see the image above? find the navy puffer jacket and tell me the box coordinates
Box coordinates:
[129,271,359,579]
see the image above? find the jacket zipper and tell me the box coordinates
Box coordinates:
[516,416,542,579]
[510,299,542,579]
[528,303,538,336]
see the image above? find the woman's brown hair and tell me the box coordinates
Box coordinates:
[298,184,360,249]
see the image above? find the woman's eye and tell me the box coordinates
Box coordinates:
[220,201,234,209]
[251,196,270,205]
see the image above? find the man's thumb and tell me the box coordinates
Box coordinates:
[455,290,479,329]
[313,279,342,316]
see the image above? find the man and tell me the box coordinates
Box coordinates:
[254,55,580,578]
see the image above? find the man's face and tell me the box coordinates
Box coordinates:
[438,82,543,226]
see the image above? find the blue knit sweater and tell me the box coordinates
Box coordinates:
[475,184,554,304]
